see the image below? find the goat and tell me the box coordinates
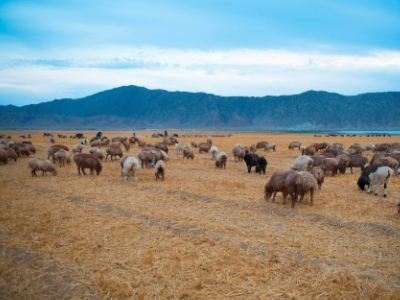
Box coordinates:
[357,165,393,197]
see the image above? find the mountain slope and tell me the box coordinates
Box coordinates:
[0,86,399,129]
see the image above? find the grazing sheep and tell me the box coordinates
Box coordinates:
[176,143,191,155]
[0,149,7,165]
[323,158,338,176]
[14,143,31,157]
[209,145,219,160]
[145,143,154,148]
[250,144,257,153]
[73,153,102,175]
[325,143,345,152]
[122,157,141,181]
[256,141,268,150]
[301,146,316,156]
[321,152,335,158]
[72,143,84,154]
[310,155,327,168]
[349,143,362,155]
[291,156,314,171]
[372,157,399,175]
[54,149,71,167]
[183,147,194,160]
[105,144,123,162]
[90,136,99,143]
[91,140,102,148]
[163,138,173,146]
[264,143,276,152]
[170,137,179,144]
[232,144,246,162]
[374,143,390,153]
[154,160,166,181]
[288,141,301,150]
[154,142,169,153]
[256,156,268,174]
[102,139,110,147]
[89,147,104,161]
[336,154,350,174]
[370,153,389,165]
[215,152,228,169]
[343,149,357,156]
[357,165,393,197]
[244,153,259,173]
[199,143,211,153]
[348,155,369,174]
[119,157,127,177]
[361,144,375,155]
[318,142,329,152]
[264,169,301,208]
[28,158,57,176]
[308,167,324,191]
[123,141,130,152]
[138,151,156,168]
[82,138,89,146]
[22,142,35,154]
[47,145,69,162]
[324,148,342,156]
[129,137,139,145]
[138,140,146,148]
[50,136,55,143]
[191,140,198,148]
[2,147,18,162]
[206,138,212,145]
[297,171,318,205]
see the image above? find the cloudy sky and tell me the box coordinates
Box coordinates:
[1,0,400,106]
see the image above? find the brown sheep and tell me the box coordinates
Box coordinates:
[264,169,301,208]
[321,153,335,158]
[138,141,146,148]
[206,138,212,145]
[28,158,57,176]
[232,144,247,162]
[13,143,31,157]
[336,154,350,174]
[301,146,316,156]
[348,155,369,174]
[89,147,104,161]
[374,143,390,153]
[129,137,139,145]
[264,143,276,152]
[54,149,71,167]
[2,147,18,162]
[298,172,318,205]
[372,157,399,174]
[73,153,102,175]
[249,144,257,153]
[318,142,329,152]
[199,143,211,153]
[163,138,173,146]
[311,143,320,152]
[191,141,198,148]
[47,145,69,162]
[123,141,130,152]
[183,148,194,160]
[155,142,169,153]
[106,145,123,162]
[138,151,156,168]
[349,143,362,155]
[91,140,102,148]
[0,149,7,165]
[288,141,301,150]
[309,167,324,191]
[256,141,268,149]
[50,136,55,143]
[323,158,338,176]
[102,139,110,147]
[22,142,36,154]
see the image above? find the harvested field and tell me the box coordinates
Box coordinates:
[0,131,400,299]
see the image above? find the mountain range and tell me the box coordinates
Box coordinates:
[0,85,399,130]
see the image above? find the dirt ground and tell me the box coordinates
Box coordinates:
[0,130,399,299]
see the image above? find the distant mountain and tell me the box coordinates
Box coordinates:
[0,85,399,130]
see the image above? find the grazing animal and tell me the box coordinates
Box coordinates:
[348,155,369,174]
[349,143,362,155]
[176,143,191,155]
[297,172,318,205]
[249,144,257,153]
[123,141,130,152]
[122,157,141,181]
[138,140,146,148]
[72,143,84,154]
[357,165,393,197]
[244,153,259,173]
[14,143,31,157]
[129,137,139,145]
[47,145,69,162]
[374,143,390,153]
[101,139,110,147]
[209,145,219,160]
[288,141,301,150]
[28,158,57,176]
[89,147,104,161]
[309,167,324,191]
[50,136,55,143]
[199,143,211,153]
[264,169,301,208]
[310,155,326,168]
[2,147,18,162]
[183,147,194,160]
[0,149,7,165]
[154,142,169,153]
[301,146,316,156]
[191,141,198,148]
[321,153,335,158]
[256,156,267,174]
[318,142,329,152]
[105,144,123,162]
[215,152,228,169]
[372,157,399,175]
[91,140,102,148]
[323,158,338,176]
[73,153,102,175]
[232,144,248,162]
[154,160,166,181]
[256,141,268,150]
[336,154,350,174]
[206,138,212,145]
[264,143,276,152]
[54,149,71,166]
[82,138,89,146]
[291,156,314,171]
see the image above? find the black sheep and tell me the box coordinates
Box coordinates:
[244,153,259,173]
[256,157,268,174]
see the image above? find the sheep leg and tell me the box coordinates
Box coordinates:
[350,167,353,174]
[247,166,252,173]
[32,170,37,177]
[310,189,314,205]
[290,193,296,208]
[368,184,372,194]
[272,191,277,202]
[77,167,81,175]
[375,185,381,196]
[81,168,87,175]
[383,182,387,197]
[105,154,108,162]
[298,192,304,203]
[90,168,94,175]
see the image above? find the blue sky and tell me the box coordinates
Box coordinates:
[1,0,400,105]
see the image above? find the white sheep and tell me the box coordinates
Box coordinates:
[154,160,166,181]
[175,143,191,155]
[209,145,219,160]
[89,147,104,161]
[122,157,140,181]
[28,158,57,177]
[291,156,314,171]
[361,143,375,155]
[54,149,71,167]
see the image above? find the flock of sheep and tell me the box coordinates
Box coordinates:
[1,133,399,213]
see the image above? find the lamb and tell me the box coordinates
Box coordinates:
[199,143,211,153]
[297,171,318,205]
[176,143,191,155]
[47,145,69,162]
[322,158,338,176]
[209,145,219,160]
[336,154,350,174]
[310,155,326,168]
[288,141,301,150]
[244,153,259,173]
[357,165,393,197]
[28,158,57,176]
[72,143,84,154]
[250,144,257,153]
[308,167,324,191]
[1,147,18,162]
[232,144,248,162]
[348,155,369,174]
[215,152,228,169]
[372,157,399,175]
[301,146,316,156]
[154,160,166,181]
[264,169,301,208]
[264,143,276,152]
[54,149,71,167]
[89,147,104,161]
[105,144,123,162]
[291,156,314,171]
[255,156,267,174]
[256,141,268,150]
[191,141,198,148]
[0,149,7,165]
[73,153,102,175]
[183,147,194,160]
[82,138,89,146]
[122,157,141,181]
[91,140,102,148]
[154,142,169,153]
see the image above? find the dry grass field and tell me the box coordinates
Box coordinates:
[0,131,400,299]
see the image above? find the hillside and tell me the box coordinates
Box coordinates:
[0,85,399,129]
